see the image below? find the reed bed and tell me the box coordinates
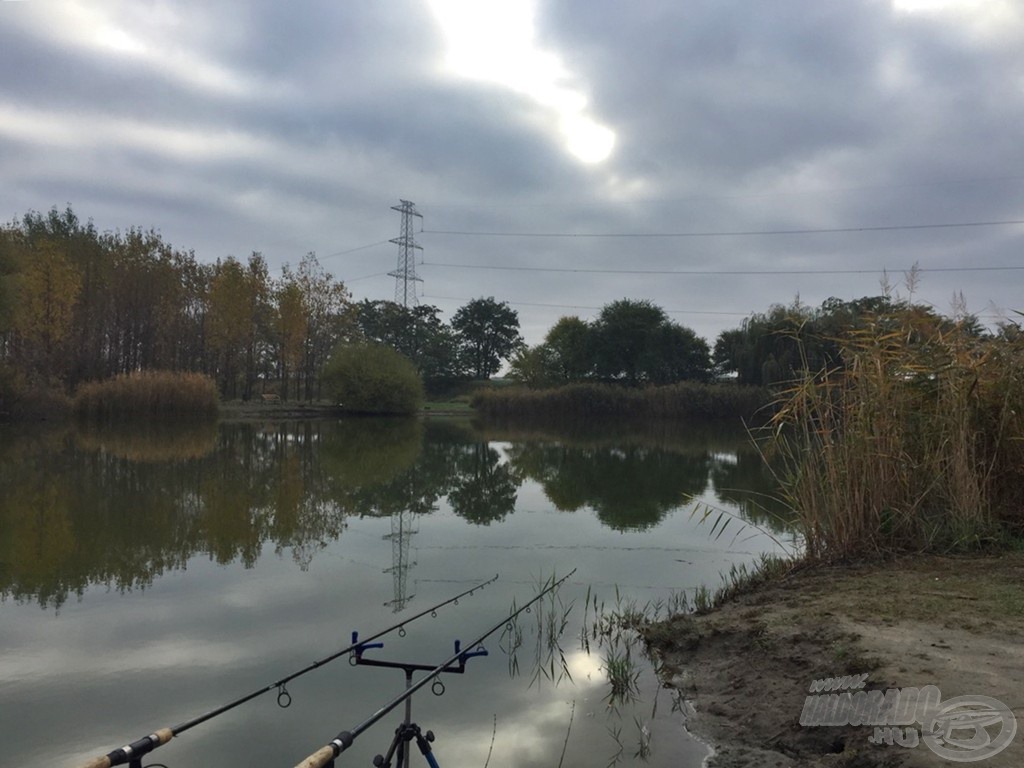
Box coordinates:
[472,382,770,423]
[767,315,1024,559]
[73,422,219,461]
[73,370,219,423]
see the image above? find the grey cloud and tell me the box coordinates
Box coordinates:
[1,0,1022,348]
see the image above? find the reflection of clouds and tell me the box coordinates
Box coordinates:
[1,554,381,693]
[0,637,244,687]
[442,696,582,768]
[564,649,604,687]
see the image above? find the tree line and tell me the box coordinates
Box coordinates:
[0,206,350,402]
[509,293,1003,389]
[0,206,526,413]
[3,206,1010,414]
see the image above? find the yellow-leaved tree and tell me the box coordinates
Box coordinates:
[13,238,81,382]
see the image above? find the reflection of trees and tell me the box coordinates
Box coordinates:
[508,443,711,531]
[323,418,457,519]
[0,418,790,609]
[447,443,519,525]
[709,449,793,533]
[0,422,360,608]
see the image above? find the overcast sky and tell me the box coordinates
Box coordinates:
[2,0,1023,346]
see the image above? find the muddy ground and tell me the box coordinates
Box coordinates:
[644,552,1024,768]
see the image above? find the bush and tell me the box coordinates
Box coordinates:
[74,370,219,423]
[321,344,423,415]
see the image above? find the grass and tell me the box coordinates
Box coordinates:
[73,370,219,423]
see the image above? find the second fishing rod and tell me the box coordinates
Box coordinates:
[78,574,499,768]
[293,568,577,768]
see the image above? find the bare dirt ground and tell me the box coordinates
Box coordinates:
[644,552,1024,768]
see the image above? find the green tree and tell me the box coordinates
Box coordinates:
[321,343,424,414]
[544,315,592,382]
[508,344,556,388]
[712,295,947,386]
[356,300,464,388]
[591,299,709,385]
[591,299,665,385]
[451,297,522,379]
[646,323,712,384]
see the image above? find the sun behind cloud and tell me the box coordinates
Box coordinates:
[426,0,616,164]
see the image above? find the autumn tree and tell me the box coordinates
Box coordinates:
[20,207,107,386]
[0,225,20,338]
[275,278,308,401]
[206,255,270,399]
[12,238,82,383]
[291,254,352,400]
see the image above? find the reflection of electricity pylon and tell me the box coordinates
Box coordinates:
[387,199,423,307]
[383,509,418,612]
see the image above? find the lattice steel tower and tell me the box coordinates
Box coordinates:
[383,508,418,612]
[388,199,423,307]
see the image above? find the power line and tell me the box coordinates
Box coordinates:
[421,294,1009,321]
[345,270,392,283]
[422,262,1024,277]
[319,239,392,260]
[423,218,1024,239]
[421,294,750,316]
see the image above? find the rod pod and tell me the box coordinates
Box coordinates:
[76,574,499,768]
[293,569,577,768]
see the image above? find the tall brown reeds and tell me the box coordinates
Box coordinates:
[472,382,770,423]
[767,313,1024,560]
[73,370,219,423]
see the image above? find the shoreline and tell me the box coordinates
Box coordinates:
[643,552,1024,767]
[216,401,475,421]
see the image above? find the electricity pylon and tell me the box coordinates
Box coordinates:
[383,508,417,612]
[388,199,423,307]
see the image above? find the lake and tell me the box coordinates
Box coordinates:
[0,417,793,768]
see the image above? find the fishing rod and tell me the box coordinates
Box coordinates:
[293,568,577,768]
[78,574,499,768]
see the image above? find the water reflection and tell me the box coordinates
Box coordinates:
[0,418,786,609]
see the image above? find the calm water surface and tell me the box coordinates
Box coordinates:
[0,418,792,768]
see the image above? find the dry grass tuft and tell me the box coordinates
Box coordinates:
[73,370,219,423]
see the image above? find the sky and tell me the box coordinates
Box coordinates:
[2,0,1023,347]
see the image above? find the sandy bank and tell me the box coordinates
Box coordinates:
[644,553,1024,767]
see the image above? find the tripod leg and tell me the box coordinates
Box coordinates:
[414,730,440,768]
[373,727,404,768]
